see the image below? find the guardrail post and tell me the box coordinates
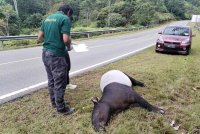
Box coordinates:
[87,33,90,38]
[0,41,3,49]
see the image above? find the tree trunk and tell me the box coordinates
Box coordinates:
[13,0,19,17]
[5,16,9,36]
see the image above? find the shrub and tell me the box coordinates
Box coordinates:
[24,13,42,28]
[0,19,6,36]
[109,13,127,27]
[20,28,32,35]
[96,8,109,27]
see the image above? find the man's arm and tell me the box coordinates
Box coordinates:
[38,31,44,42]
[63,33,71,45]
[63,33,72,50]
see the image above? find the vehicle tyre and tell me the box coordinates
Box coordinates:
[185,46,191,55]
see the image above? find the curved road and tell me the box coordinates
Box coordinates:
[0,21,188,104]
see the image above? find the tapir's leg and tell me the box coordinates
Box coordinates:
[124,73,144,87]
[130,91,164,114]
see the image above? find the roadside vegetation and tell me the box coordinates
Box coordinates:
[0,23,199,134]
[0,24,156,50]
[1,0,200,37]
[1,0,200,49]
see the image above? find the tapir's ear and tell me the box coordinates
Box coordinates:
[91,96,99,104]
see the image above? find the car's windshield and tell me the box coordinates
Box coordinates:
[163,27,190,36]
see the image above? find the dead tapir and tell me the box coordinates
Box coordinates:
[91,70,164,131]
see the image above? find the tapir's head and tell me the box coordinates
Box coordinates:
[91,97,110,132]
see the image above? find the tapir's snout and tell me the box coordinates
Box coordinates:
[93,122,106,132]
[92,107,107,132]
[91,97,110,132]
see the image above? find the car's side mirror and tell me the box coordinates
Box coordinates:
[158,32,162,34]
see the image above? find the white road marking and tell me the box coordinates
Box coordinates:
[0,46,105,66]
[0,81,47,100]
[0,46,99,66]
[0,57,41,66]
[0,44,154,102]
[0,38,151,66]
[70,44,155,75]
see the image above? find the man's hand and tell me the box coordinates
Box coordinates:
[63,34,71,45]
[68,45,73,51]
[63,33,72,51]
[38,31,44,42]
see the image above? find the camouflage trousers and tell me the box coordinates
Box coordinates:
[42,50,68,111]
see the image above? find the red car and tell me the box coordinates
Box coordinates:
[155,25,195,55]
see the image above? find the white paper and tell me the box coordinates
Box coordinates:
[72,44,88,52]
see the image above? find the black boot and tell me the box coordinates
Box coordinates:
[57,106,75,115]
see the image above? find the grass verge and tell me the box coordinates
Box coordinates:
[0,24,200,134]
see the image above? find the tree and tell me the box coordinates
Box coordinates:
[151,0,167,12]
[67,0,80,22]
[109,13,126,27]
[8,14,20,35]
[0,19,6,36]
[164,0,186,19]
[112,0,136,25]
[96,8,109,27]
[0,0,20,35]
[184,1,200,19]
[12,0,19,17]
[78,0,97,26]
[24,13,42,28]
[185,0,200,7]
[0,1,16,35]
[1,0,200,32]
[134,0,156,26]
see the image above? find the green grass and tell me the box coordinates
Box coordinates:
[0,24,200,134]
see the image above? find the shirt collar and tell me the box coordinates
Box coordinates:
[57,11,65,15]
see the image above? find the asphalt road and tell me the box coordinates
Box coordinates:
[0,21,188,103]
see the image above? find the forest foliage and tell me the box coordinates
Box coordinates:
[0,0,200,36]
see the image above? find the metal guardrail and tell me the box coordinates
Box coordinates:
[71,26,151,37]
[0,26,153,48]
[0,35,37,41]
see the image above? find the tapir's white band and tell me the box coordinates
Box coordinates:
[100,70,132,92]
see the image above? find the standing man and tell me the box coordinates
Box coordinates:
[38,4,74,115]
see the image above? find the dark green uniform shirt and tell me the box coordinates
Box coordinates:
[41,11,71,57]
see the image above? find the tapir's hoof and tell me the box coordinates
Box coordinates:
[152,107,165,114]
[159,109,165,114]
[140,83,145,87]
